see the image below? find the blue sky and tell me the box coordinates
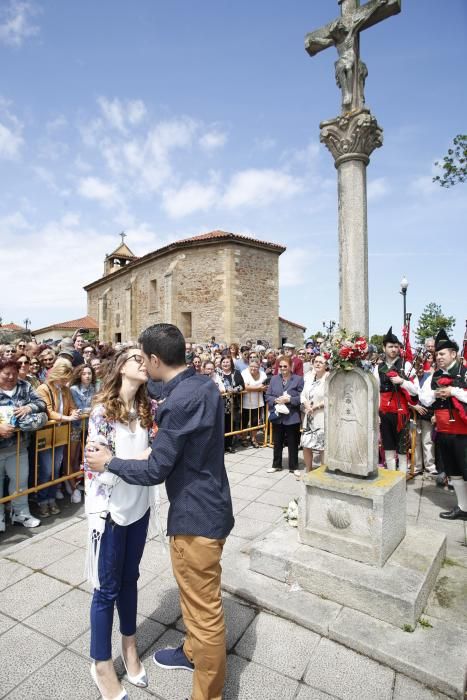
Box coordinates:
[0,0,465,343]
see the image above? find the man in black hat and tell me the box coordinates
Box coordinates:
[374,327,418,473]
[420,329,467,520]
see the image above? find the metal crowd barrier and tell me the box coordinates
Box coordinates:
[0,416,88,506]
[222,389,273,446]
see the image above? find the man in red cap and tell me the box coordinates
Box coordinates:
[420,329,467,520]
[373,327,418,473]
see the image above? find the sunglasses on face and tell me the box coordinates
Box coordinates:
[17,361,30,365]
[279,365,289,369]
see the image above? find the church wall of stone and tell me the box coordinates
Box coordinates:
[86,242,283,345]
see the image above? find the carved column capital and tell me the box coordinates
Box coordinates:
[320,109,383,167]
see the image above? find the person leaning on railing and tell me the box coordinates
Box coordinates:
[241,358,267,448]
[0,356,48,531]
[218,355,245,453]
[67,364,97,503]
[36,359,80,518]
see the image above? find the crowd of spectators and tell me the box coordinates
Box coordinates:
[1,329,455,535]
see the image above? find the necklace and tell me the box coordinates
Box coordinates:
[127,402,137,421]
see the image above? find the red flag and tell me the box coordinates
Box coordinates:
[402,321,414,362]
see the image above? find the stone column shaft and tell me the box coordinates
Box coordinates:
[338,159,368,335]
[320,108,383,337]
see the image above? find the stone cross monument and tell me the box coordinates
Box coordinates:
[305,0,401,336]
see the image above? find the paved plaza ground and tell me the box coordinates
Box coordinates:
[0,446,466,699]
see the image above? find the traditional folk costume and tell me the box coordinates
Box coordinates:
[420,329,467,520]
[373,327,418,473]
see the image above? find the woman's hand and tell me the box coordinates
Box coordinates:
[85,442,112,472]
[13,405,32,419]
[0,423,15,438]
[69,410,81,421]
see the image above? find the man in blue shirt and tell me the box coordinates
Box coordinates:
[87,323,234,700]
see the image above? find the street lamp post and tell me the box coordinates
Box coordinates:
[400,276,408,328]
[322,319,336,338]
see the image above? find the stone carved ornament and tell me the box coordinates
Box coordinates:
[320,108,383,166]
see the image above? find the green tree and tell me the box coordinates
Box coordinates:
[370,334,385,352]
[433,134,467,187]
[415,303,455,344]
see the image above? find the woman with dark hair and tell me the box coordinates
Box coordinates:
[0,357,47,530]
[265,355,304,475]
[26,356,41,389]
[84,346,159,700]
[218,355,244,453]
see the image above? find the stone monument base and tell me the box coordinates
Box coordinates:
[249,523,446,628]
[299,467,406,567]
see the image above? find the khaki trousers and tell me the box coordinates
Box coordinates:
[170,535,226,700]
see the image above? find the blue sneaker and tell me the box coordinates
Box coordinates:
[153,644,194,672]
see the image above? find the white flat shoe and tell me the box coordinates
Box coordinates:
[90,662,128,700]
[121,645,148,688]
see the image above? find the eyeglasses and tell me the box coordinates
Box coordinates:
[17,360,30,366]
[30,362,40,367]
[279,365,289,369]
[127,354,144,365]
[17,344,26,349]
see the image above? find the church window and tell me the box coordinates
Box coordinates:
[149,278,159,311]
[180,312,192,339]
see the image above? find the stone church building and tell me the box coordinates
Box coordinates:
[84,230,305,347]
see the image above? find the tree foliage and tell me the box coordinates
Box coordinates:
[370,334,385,352]
[415,303,455,344]
[433,134,467,187]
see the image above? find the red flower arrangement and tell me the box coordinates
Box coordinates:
[386,370,399,378]
[324,331,371,371]
[437,377,453,387]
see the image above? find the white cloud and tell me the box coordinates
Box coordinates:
[411,175,438,197]
[280,248,318,287]
[78,176,119,207]
[199,130,227,151]
[46,115,68,132]
[98,97,147,133]
[0,0,39,48]
[162,181,218,218]
[0,119,23,159]
[368,177,389,201]
[223,168,303,208]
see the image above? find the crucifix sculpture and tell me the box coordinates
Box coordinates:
[305,0,401,335]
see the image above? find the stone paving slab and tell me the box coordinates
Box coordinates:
[0,624,62,697]
[0,571,71,621]
[425,560,467,628]
[393,674,451,700]
[256,488,294,508]
[295,686,338,699]
[42,547,88,586]
[49,517,89,548]
[0,559,31,591]
[137,572,182,625]
[229,515,274,540]
[230,484,265,501]
[4,648,99,700]
[304,637,395,700]
[25,587,91,645]
[239,501,284,523]
[235,611,320,680]
[6,536,76,570]
[0,610,15,635]
[224,654,299,700]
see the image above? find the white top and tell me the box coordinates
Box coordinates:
[110,421,151,526]
[300,373,327,431]
[241,369,266,409]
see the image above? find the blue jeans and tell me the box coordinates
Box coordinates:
[37,446,64,503]
[0,448,29,518]
[90,509,149,661]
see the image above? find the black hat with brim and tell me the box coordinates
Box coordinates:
[435,328,459,352]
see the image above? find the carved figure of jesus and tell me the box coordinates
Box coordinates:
[306,0,390,112]
[332,383,366,468]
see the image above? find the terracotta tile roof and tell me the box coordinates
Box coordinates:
[176,230,286,251]
[0,323,24,330]
[85,230,286,290]
[279,316,307,330]
[32,315,98,334]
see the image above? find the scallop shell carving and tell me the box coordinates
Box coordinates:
[326,502,351,529]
